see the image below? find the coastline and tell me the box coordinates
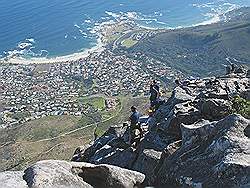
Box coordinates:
[0,37,105,65]
[0,6,245,65]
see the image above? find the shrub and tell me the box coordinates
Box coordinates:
[231,96,250,118]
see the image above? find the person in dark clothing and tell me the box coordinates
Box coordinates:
[129,106,141,146]
[150,80,160,108]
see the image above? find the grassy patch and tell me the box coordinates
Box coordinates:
[15,116,81,142]
[79,96,106,111]
[121,38,138,48]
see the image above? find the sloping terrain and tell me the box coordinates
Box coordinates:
[129,7,250,76]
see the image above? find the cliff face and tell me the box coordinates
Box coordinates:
[0,71,249,188]
[72,71,250,188]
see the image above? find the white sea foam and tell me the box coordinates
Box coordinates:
[74,24,81,29]
[105,11,120,19]
[156,21,167,25]
[192,1,240,27]
[26,38,35,43]
[84,19,91,23]
[79,29,88,36]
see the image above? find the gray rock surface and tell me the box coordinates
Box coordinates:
[72,162,145,188]
[23,160,93,188]
[155,115,250,188]
[72,125,128,162]
[0,171,28,188]
[4,160,145,188]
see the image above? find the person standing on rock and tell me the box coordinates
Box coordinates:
[150,80,160,109]
[129,106,141,146]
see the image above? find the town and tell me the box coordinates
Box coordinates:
[0,49,181,128]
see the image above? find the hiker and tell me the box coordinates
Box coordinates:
[149,80,160,108]
[129,106,141,146]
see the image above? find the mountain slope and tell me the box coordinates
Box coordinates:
[129,7,250,76]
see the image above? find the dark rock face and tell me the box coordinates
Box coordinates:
[72,125,129,163]
[73,73,249,187]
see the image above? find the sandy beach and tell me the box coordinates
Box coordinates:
[0,38,105,65]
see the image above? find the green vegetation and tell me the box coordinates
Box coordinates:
[79,96,106,110]
[121,38,138,48]
[231,96,250,118]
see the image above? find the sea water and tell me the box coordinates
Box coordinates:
[0,0,249,60]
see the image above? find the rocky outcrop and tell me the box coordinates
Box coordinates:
[155,115,250,187]
[73,72,249,187]
[0,160,145,188]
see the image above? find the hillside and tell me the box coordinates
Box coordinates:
[1,69,249,188]
[0,96,148,171]
[128,7,250,77]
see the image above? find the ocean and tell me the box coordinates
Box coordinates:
[0,0,250,60]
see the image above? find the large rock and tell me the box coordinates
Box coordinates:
[23,160,93,188]
[0,171,28,188]
[159,101,201,137]
[72,162,145,188]
[23,160,145,188]
[155,115,250,188]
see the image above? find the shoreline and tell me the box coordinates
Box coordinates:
[0,7,244,65]
[0,37,105,65]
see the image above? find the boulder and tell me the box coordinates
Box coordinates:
[23,160,145,188]
[23,160,93,188]
[0,171,28,188]
[160,101,201,137]
[72,162,145,188]
[137,131,174,153]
